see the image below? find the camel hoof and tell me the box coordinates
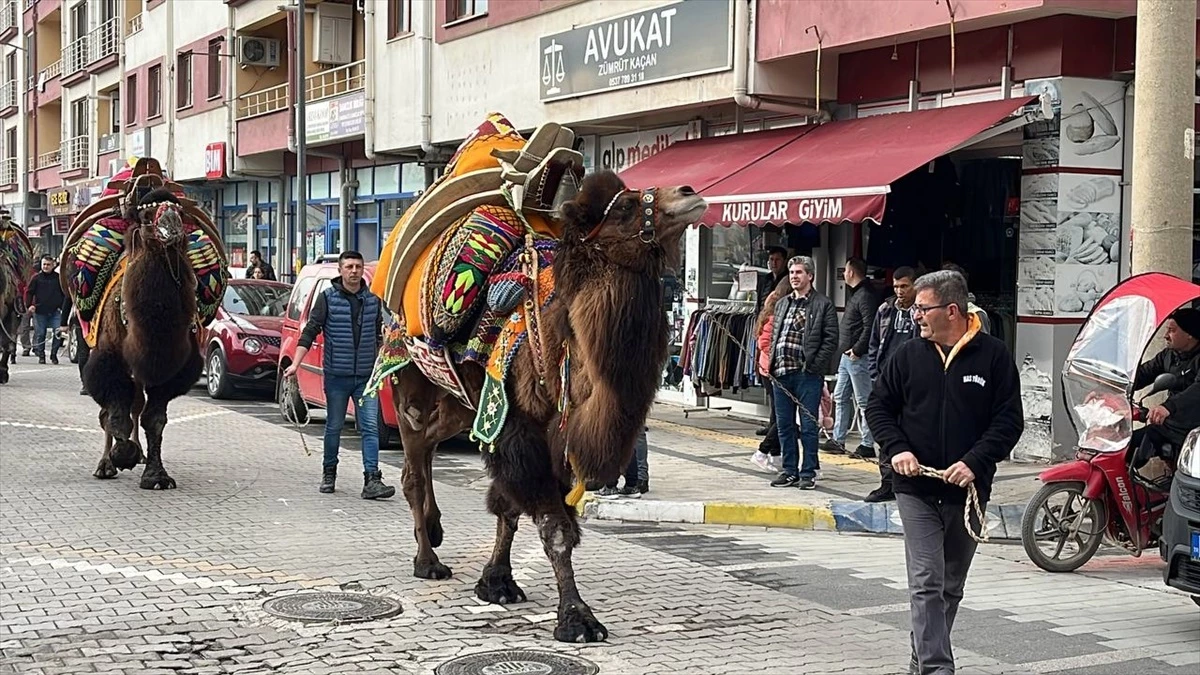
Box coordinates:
[554,604,608,643]
[93,460,118,479]
[139,471,176,490]
[475,566,527,605]
[111,440,144,471]
[413,557,453,580]
[427,519,444,549]
[0,371,9,384]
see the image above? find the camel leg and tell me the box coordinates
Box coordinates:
[130,384,145,454]
[475,488,526,605]
[138,344,203,490]
[0,309,15,384]
[86,349,140,478]
[488,410,606,643]
[399,418,451,580]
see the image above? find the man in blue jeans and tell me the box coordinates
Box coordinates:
[285,250,395,500]
[25,255,65,365]
[767,256,839,489]
[826,257,879,457]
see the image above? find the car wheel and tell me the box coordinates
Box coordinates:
[66,329,78,364]
[277,365,308,424]
[206,348,235,399]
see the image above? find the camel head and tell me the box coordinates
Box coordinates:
[125,188,188,254]
[557,170,706,274]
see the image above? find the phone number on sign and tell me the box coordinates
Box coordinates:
[608,71,646,87]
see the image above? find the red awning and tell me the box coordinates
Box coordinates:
[621,96,1037,227]
[617,125,806,193]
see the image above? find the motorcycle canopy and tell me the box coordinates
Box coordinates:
[1062,272,1200,452]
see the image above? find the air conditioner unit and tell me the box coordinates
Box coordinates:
[236,36,281,68]
[26,193,46,210]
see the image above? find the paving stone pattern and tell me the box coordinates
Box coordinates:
[0,365,1196,674]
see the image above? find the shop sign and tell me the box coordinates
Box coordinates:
[306,91,365,144]
[702,193,888,227]
[52,216,71,235]
[538,0,733,102]
[598,122,699,172]
[204,142,227,179]
[97,133,121,154]
[129,128,150,158]
[47,187,74,216]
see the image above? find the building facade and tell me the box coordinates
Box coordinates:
[4,0,1197,461]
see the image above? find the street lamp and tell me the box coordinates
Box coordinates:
[281,0,308,279]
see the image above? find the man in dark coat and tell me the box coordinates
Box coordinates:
[24,255,65,364]
[1133,307,1200,455]
[862,266,918,502]
[825,257,879,457]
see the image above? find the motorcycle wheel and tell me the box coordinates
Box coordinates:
[1021,481,1106,573]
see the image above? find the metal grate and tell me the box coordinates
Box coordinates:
[0,158,16,186]
[0,80,15,110]
[237,82,288,119]
[307,60,365,102]
[1179,484,1200,513]
[88,18,119,64]
[260,592,402,623]
[127,13,143,36]
[36,149,60,169]
[435,650,600,675]
[0,2,16,34]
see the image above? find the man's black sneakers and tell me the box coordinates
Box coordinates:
[319,468,336,494]
[864,486,895,503]
[770,472,800,488]
[798,477,817,490]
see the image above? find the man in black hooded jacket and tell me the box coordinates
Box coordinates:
[1132,307,1200,456]
[866,270,1023,675]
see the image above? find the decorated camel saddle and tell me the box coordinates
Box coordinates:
[58,158,229,347]
[0,208,34,303]
[367,113,584,442]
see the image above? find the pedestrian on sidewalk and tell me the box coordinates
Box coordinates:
[24,255,64,365]
[941,263,991,335]
[596,427,649,498]
[284,250,395,500]
[766,256,838,490]
[751,278,790,472]
[755,247,789,438]
[824,257,878,458]
[865,270,1022,675]
[862,266,919,503]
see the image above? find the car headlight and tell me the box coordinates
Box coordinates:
[1179,428,1200,478]
[242,337,263,355]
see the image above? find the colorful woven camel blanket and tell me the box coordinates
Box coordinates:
[0,225,33,302]
[67,216,227,347]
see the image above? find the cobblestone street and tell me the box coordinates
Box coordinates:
[1,364,1197,674]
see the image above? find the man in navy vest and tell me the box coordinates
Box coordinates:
[285,251,394,499]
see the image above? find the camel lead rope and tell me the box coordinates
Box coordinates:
[280,374,313,456]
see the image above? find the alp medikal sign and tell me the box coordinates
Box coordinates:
[539,0,733,102]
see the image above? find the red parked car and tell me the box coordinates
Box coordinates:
[203,278,292,399]
[277,259,401,446]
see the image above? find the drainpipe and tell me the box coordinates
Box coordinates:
[117,8,126,164]
[417,0,434,158]
[363,0,376,160]
[338,157,355,252]
[165,0,177,173]
[733,0,828,121]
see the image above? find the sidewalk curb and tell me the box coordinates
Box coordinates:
[582,495,1027,540]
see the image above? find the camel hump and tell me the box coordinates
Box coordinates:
[375,114,584,326]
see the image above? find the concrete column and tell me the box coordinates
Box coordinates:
[1130,0,1196,277]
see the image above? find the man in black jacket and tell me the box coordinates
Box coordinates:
[862,266,918,502]
[767,256,839,489]
[24,255,65,365]
[826,257,878,457]
[866,270,1023,675]
[1132,307,1200,455]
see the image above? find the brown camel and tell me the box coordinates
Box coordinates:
[391,170,705,643]
[85,188,208,489]
[0,212,32,384]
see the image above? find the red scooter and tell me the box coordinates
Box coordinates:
[1020,273,1197,573]
[1022,376,1176,572]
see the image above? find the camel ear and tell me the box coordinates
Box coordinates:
[558,199,585,229]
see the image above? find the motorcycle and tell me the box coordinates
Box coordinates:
[1021,272,1200,573]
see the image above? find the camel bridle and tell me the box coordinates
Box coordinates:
[585,188,659,244]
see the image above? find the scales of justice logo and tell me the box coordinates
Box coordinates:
[542,38,566,96]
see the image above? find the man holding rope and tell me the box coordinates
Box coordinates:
[865,270,1023,675]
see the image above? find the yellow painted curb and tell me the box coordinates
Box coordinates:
[647,417,878,475]
[704,502,837,530]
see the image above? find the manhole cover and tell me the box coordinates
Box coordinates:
[260,592,402,623]
[435,650,598,675]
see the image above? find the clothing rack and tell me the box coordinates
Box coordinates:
[680,298,765,417]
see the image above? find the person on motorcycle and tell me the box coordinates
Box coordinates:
[1132,307,1200,459]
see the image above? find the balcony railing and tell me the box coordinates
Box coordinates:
[88,18,119,64]
[307,60,365,102]
[0,80,15,109]
[63,36,89,77]
[128,13,143,36]
[36,149,61,169]
[1,2,17,34]
[237,82,288,119]
[0,158,16,186]
[61,136,89,172]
